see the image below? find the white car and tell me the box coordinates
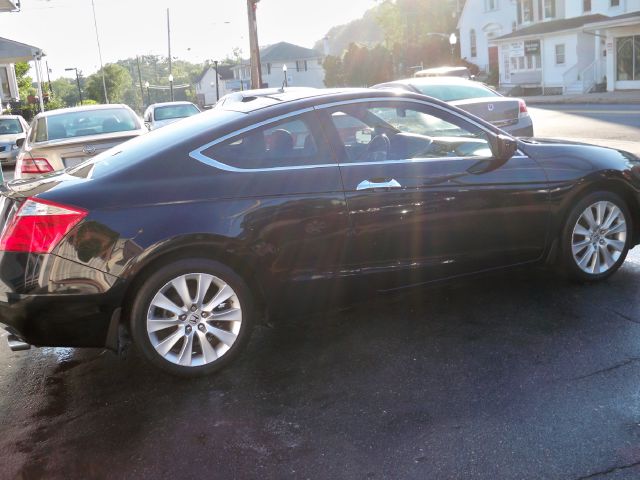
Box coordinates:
[143,101,201,130]
[0,115,29,166]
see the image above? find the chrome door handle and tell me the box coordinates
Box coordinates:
[356,179,402,191]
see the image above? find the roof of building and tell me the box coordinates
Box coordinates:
[259,42,322,62]
[584,10,640,27]
[494,14,608,41]
[195,64,234,84]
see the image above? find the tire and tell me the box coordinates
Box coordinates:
[130,258,255,377]
[561,191,632,282]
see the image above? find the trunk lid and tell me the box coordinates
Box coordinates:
[449,97,520,129]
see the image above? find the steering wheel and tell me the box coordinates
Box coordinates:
[359,134,390,162]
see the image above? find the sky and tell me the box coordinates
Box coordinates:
[0,0,378,79]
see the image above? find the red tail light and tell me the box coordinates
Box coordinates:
[519,100,529,118]
[0,198,87,253]
[21,157,54,174]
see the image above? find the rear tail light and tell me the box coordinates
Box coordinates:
[21,157,54,174]
[0,197,87,253]
[518,100,529,118]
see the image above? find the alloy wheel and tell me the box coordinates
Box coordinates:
[571,200,627,275]
[146,273,242,367]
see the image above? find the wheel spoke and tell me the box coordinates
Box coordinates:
[206,324,238,346]
[154,329,184,357]
[148,318,181,333]
[601,245,616,269]
[204,284,234,312]
[596,202,606,225]
[196,330,218,363]
[211,308,242,322]
[607,222,626,236]
[574,224,590,237]
[151,293,185,317]
[602,207,620,230]
[582,207,597,229]
[177,333,194,366]
[195,274,213,308]
[578,245,595,268]
[606,239,625,252]
[572,239,591,254]
[590,248,600,274]
[171,276,192,308]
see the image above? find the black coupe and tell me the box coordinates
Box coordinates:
[1,87,638,376]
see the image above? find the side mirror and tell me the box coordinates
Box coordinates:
[493,134,518,162]
[467,134,517,175]
[144,122,151,131]
[15,138,25,148]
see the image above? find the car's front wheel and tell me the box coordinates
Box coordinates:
[561,191,632,282]
[130,258,254,377]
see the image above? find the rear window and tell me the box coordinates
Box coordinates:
[0,119,22,134]
[38,108,140,142]
[414,83,499,102]
[155,104,200,121]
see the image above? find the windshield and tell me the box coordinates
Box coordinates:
[413,83,499,102]
[0,119,22,135]
[155,104,200,121]
[40,108,140,142]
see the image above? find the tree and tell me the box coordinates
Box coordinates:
[14,62,34,101]
[51,78,80,107]
[323,55,344,87]
[85,64,133,104]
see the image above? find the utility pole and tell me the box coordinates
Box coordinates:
[45,61,53,94]
[246,0,262,89]
[167,8,174,101]
[136,56,145,109]
[91,0,108,103]
[65,67,83,106]
[214,60,220,101]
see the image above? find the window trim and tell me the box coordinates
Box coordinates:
[555,43,566,65]
[470,29,477,58]
[189,98,518,173]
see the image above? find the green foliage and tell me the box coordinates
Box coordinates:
[51,77,81,107]
[85,64,133,104]
[325,43,393,88]
[14,62,34,101]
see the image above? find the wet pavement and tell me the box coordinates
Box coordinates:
[3,250,640,479]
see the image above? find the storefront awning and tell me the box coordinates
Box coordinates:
[0,36,43,63]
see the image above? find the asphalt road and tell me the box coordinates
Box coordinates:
[2,104,640,479]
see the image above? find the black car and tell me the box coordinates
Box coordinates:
[0,88,638,377]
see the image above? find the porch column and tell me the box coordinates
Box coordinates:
[33,54,45,113]
[606,32,615,92]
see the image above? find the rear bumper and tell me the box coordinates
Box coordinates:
[503,117,534,137]
[0,252,124,348]
[0,149,18,164]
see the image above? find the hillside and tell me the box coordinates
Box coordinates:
[313,7,385,57]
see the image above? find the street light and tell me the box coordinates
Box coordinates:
[282,64,288,88]
[144,81,151,106]
[65,67,83,105]
[168,73,174,101]
[449,33,458,63]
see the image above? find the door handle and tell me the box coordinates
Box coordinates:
[356,179,402,191]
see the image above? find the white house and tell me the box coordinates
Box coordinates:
[458,0,640,93]
[232,42,325,89]
[0,63,19,106]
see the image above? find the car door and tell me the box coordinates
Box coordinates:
[316,98,550,286]
[194,109,351,308]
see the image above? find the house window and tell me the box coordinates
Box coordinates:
[555,44,565,65]
[304,60,308,71]
[296,60,307,72]
[521,0,533,23]
[544,0,555,18]
[470,29,477,57]
[485,0,498,11]
[611,0,620,5]
[583,0,591,12]
[616,35,640,81]
[267,63,271,75]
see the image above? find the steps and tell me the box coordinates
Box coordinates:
[565,81,585,95]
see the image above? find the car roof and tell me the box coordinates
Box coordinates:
[416,66,469,75]
[149,101,197,109]
[34,104,133,119]
[390,77,482,87]
[217,87,376,113]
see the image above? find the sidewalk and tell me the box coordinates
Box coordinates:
[523,90,640,105]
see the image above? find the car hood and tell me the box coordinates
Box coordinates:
[0,132,25,143]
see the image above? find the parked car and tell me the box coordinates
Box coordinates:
[0,114,29,166]
[373,77,534,137]
[15,104,147,179]
[143,101,201,130]
[414,66,472,79]
[0,87,638,376]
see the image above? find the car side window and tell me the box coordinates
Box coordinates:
[202,112,325,169]
[326,102,493,163]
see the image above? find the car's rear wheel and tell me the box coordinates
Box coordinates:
[130,258,254,377]
[561,191,631,282]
